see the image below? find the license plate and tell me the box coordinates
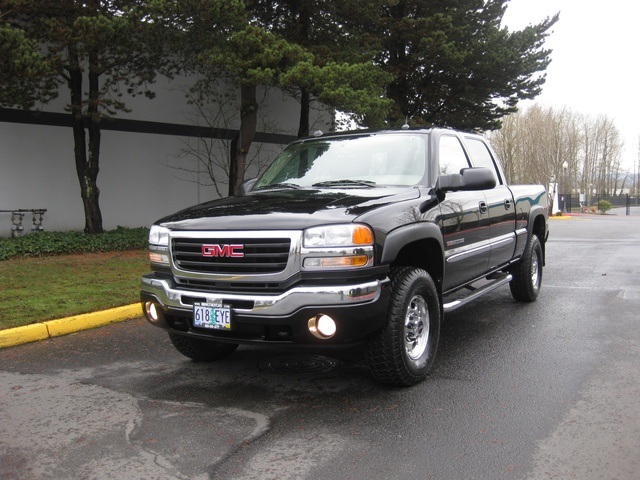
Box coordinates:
[193,303,232,330]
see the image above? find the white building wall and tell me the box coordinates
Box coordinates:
[0,75,332,236]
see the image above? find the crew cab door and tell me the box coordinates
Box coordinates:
[463,136,517,270]
[436,134,491,291]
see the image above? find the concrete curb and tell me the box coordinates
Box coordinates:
[0,303,142,350]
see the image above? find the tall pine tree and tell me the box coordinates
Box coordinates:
[379,0,558,130]
[0,0,177,233]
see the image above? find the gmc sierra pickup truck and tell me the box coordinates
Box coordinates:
[141,127,548,386]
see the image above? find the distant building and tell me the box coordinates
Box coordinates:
[0,75,332,236]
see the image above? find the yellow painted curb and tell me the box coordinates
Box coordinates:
[0,303,142,350]
[46,304,143,337]
[0,323,50,349]
[549,215,572,220]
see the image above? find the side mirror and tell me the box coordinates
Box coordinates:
[435,167,496,194]
[238,178,257,196]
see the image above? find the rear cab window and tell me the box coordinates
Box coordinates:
[463,137,503,186]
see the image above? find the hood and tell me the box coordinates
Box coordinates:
[157,187,421,231]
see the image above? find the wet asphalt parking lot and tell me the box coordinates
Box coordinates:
[1,210,639,479]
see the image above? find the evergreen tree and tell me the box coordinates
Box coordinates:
[0,13,57,107]
[0,0,176,233]
[247,0,392,135]
[379,0,558,130]
[200,23,311,194]
[193,1,391,193]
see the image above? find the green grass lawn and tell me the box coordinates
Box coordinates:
[0,250,150,330]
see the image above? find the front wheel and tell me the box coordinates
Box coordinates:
[509,235,543,302]
[366,267,441,386]
[168,333,238,362]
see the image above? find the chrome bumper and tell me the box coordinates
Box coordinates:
[141,274,387,316]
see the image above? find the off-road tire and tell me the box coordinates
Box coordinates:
[168,333,238,362]
[366,267,441,386]
[509,235,543,302]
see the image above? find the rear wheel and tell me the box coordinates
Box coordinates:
[510,235,543,302]
[168,333,238,362]
[366,267,441,386]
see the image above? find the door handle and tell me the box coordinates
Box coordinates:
[504,199,512,210]
[479,201,488,214]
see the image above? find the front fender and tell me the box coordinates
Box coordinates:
[380,222,444,267]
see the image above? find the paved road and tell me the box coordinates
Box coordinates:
[1,214,639,479]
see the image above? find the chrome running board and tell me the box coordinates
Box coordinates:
[443,273,513,313]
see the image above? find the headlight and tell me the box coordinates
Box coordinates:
[302,224,374,270]
[149,225,170,246]
[303,224,373,247]
[148,225,170,266]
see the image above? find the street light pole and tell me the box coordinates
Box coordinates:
[562,161,569,213]
[552,175,556,213]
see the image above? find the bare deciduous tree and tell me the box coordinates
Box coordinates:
[490,105,625,206]
[164,84,283,201]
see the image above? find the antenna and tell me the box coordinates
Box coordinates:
[401,117,410,130]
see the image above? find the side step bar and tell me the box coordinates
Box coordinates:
[443,272,513,313]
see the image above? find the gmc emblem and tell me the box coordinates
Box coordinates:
[201,244,244,258]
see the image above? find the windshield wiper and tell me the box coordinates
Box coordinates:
[312,179,377,188]
[254,182,301,191]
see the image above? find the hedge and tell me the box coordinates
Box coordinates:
[0,226,149,261]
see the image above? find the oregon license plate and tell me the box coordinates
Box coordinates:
[193,303,232,330]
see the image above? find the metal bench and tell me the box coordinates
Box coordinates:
[0,209,47,237]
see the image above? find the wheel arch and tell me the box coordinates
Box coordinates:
[380,223,444,292]
[530,210,548,265]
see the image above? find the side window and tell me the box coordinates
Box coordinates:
[439,135,470,175]
[464,138,502,185]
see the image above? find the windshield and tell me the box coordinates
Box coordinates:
[253,134,427,190]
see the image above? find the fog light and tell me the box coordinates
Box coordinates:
[145,301,159,322]
[317,315,337,337]
[308,314,337,339]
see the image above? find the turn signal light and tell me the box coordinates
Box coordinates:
[352,225,373,245]
[149,252,169,265]
[303,255,369,268]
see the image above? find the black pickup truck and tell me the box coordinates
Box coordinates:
[141,127,548,386]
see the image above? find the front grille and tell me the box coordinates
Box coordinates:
[181,295,255,310]
[172,237,291,274]
[175,277,286,294]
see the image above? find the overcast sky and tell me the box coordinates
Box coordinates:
[502,0,640,170]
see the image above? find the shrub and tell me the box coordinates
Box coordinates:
[0,226,149,261]
[597,199,612,214]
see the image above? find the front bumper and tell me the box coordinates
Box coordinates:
[140,274,390,344]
